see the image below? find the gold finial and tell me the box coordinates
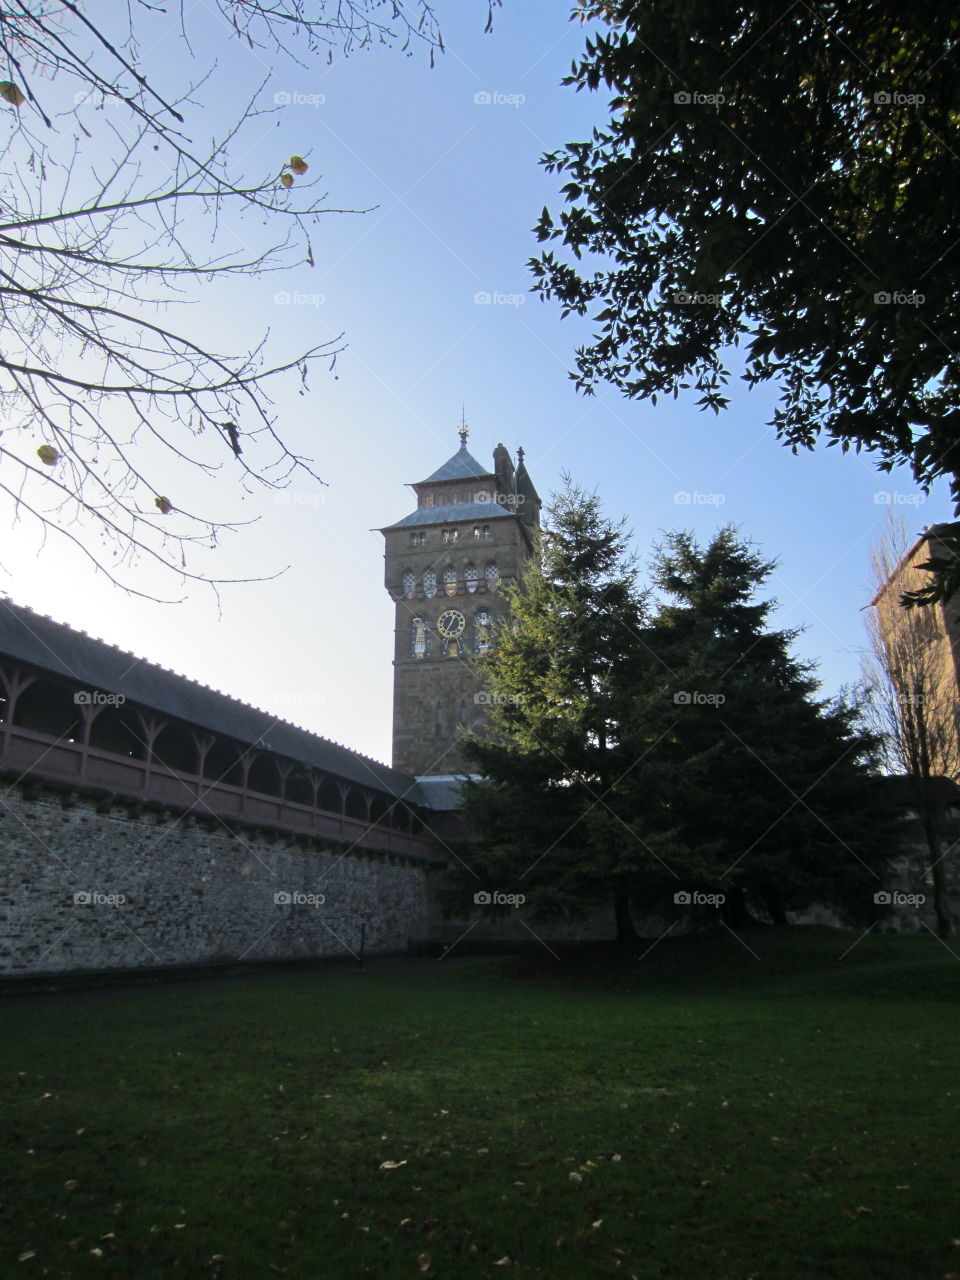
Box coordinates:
[457,406,468,447]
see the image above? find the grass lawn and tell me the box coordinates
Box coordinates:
[1,927,959,1278]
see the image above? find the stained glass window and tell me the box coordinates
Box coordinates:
[402,571,416,599]
[411,617,430,659]
[444,567,458,596]
[423,570,437,598]
[485,563,499,592]
[464,564,478,594]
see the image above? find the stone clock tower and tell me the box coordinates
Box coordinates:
[380,426,541,777]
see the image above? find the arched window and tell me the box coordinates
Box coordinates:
[248,752,283,798]
[423,569,437,598]
[14,678,83,742]
[485,563,500,593]
[402,570,416,599]
[411,616,430,660]
[203,739,245,787]
[153,722,198,775]
[475,610,494,653]
[464,564,478,593]
[443,566,458,596]
[317,776,342,813]
[88,706,146,759]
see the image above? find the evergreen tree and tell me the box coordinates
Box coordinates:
[639,529,899,928]
[450,499,902,940]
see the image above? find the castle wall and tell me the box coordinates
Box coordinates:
[0,781,432,976]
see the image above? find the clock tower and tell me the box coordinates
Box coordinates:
[380,426,540,777]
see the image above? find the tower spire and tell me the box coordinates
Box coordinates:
[457,406,469,447]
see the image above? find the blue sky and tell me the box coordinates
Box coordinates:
[0,0,949,764]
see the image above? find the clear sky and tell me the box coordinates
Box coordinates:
[0,0,950,765]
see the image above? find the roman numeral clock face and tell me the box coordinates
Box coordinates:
[437,609,465,640]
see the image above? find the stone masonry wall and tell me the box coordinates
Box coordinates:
[0,783,432,976]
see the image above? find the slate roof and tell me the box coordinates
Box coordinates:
[0,598,424,803]
[382,500,515,531]
[417,442,493,484]
[415,775,479,810]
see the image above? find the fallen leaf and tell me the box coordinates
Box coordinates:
[379,1160,407,1171]
[417,1253,431,1273]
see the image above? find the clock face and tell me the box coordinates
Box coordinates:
[437,609,466,639]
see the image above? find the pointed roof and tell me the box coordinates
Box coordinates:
[418,439,492,485]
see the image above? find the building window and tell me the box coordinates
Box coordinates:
[441,528,459,545]
[444,566,458,596]
[411,616,430,660]
[464,564,478,594]
[402,571,416,599]
[473,524,490,540]
[409,531,425,547]
[485,563,500,592]
[450,490,461,504]
[475,609,494,653]
[423,569,437,598]
[423,494,434,507]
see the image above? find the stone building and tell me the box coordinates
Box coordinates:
[380,426,540,777]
